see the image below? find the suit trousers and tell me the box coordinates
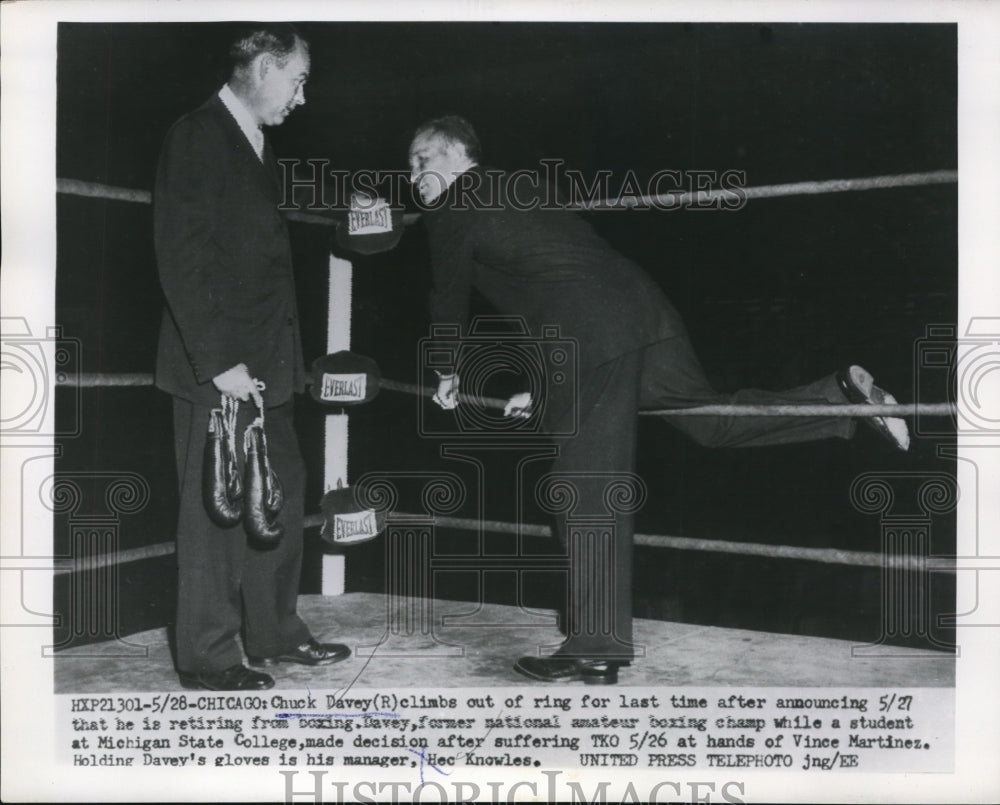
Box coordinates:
[172,397,310,672]
[549,333,856,660]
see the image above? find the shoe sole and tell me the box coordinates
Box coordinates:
[838,366,909,451]
[247,653,351,668]
[513,661,622,685]
[178,677,274,691]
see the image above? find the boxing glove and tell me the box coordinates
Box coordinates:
[202,408,243,527]
[222,404,244,507]
[243,419,283,545]
[264,458,284,519]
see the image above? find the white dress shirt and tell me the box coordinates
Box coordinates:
[218,84,264,161]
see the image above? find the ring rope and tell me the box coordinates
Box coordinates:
[51,541,177,576]
[61,372,154,387]
[576,169,958,210]
[401,514,955,574]
[57,169,957,220]
[52,514,956,576]
[60,373,955,418]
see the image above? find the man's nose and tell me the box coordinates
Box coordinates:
[294,85,306,106]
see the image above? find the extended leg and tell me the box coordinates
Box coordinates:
[638,335,855,448]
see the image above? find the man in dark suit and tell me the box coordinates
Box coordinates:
[155,24,349,691]
[409,115,909,685]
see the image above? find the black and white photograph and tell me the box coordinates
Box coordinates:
[1,1,998,802]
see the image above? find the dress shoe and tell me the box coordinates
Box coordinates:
[179,664,274,691]
[514,655,625,685]
[837,365,910,451]
[248,638,351,668]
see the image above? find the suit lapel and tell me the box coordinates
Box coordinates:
[206,95,281,202]
[260,137,282,197]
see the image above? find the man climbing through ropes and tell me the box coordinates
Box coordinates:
[408,114,910,685]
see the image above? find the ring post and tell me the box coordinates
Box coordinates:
[322,254,353,595]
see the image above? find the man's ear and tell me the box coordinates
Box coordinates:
[256,53,274,83]
[444,141,469,166]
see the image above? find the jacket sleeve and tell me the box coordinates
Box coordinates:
[153,115,244,384]
[427,210,476,337]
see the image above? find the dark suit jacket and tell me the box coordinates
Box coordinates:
[154,93,304,407]
[423,166,684,375]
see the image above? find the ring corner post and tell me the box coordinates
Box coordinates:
[321,253,353,596]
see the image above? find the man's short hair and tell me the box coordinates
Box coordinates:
[229,23,308,70]
[413,115,482,164]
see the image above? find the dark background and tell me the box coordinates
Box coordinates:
[53,22,957,653]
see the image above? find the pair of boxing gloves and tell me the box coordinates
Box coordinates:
[202,408,284,544]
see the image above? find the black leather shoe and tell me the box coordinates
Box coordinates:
[178,664,274,691]
[837,365,910,451]
[514,656,625,685]
[248,638,351,668]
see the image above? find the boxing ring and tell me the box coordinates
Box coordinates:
[50,170,959,690]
